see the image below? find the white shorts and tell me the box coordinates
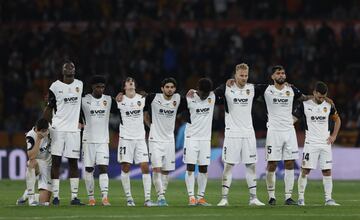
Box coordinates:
[183,138,211,166]
[117,139,149,164]
[149,141,175,171]
[222,135,257,164]
[82,143,109,167]
[301,142,332,170]
[50,130,81,159]
[265,128,299,161]
[36,159,52,191]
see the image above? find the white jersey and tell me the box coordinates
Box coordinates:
[263,85,302,131]
[294,99,338,145]
[82,94,113,143]
[26,128,51,161]
[146,93,182,142]
[220,83,256,137]
[117,93,145,140]
[48,79,83,132]
[184,92,216,141]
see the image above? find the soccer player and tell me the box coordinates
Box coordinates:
[81,75,117,206]
[183,78,218,206]
[294,82,341,206]
[144,77,186,206]
[117,77,153,207]
[215,63,265,206]
[24,118,52,206]
[262,65,309,205]
[43,61,84,205]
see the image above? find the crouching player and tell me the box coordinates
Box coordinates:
[23,118,52,206]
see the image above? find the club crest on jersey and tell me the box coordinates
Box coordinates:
[286,91,290,96]
[207,98,212,103]
[246,89,250,95]
[137,101,141,106]
[103,100,107,106]
[173,100,177,107]
[323,107,327,113]
[75,87,80,93]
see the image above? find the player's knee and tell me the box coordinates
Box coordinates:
[301,168,310,176]
[161,170,169,175]
[153,167,161,173]
[85,167,94,173]
[322,169,331,176]
[198,165,208,173]
[98,165,108,174]
[140,163,149,174]
[27,159,37,169]
[187,164,195,172]
[121,163,131,173]
[68,158,78,169]
[267,162,277,171]
[51,155,61,168]
[284,160,294,170]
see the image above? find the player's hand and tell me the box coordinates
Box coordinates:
[226,79,235,87]
[116,92,124,102]
[325,97,334,105]
[327,135,337,145]
[186,89,196,98]
[284,82,293,87]
[138,90,148,97]
[78,123,84,129]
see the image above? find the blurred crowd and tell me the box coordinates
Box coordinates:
[0,0,359,146]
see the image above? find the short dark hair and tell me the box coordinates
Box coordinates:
[161,77,177,87]
[35,118,49,130]
[314,81,328,95]
[91,75,106,85]
[122,77,136,89]
[271,65,285,74]
[197,78,213,93]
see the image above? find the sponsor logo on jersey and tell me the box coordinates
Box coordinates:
[159,109,175,116]
[273,98,288,103]
[196,107,210,114]
[90,109,106,115]
[64,97,78,103]
[103,100,107,106]
[310,116,326,121]
[233,98,249,106]
[125,110,141,116]
[286,91,290,96]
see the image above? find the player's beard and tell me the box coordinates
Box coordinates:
[164,92,174,98]
[275,78,285,85]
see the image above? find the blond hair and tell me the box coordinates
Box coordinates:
[235,63,249,72]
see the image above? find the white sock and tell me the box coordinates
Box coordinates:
[221,163,233,198]
[153,172,165,200]
[21,189,28,200]
[99,173,109,199]
[26,167,36,203]
[266,171,276,199]
[84,171,95,200]
[70,178,79,200]
[142,173,151,201]
[161,174,169,194]
[284,169,294,200]
[52,179,60,198]
[185,171,195,197]
[121,171,132,199]
[323,176,333,201]
[245,164,257,199]
[298,171,308,200]
[197,172,208,199]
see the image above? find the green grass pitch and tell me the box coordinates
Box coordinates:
[0,179,359,220]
